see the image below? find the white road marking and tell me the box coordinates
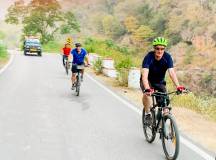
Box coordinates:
[0,51,14,75]
[86,73,215,160]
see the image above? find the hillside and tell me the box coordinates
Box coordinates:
[1,0,216,96]
[59,0,216,97]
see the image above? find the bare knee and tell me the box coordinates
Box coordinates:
[142,94,152,112]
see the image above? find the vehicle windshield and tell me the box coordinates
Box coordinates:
[25,39,40,45]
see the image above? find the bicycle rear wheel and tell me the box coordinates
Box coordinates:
[65,61,69,75]
[142,108,156,143]
[162,114,180,160]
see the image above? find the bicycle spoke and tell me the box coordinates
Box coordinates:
[162,115,179,160]
[145,126,154,137]
[165,119,175,154]
[142,109,156,143]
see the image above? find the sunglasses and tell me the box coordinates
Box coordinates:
[155,47,165,51]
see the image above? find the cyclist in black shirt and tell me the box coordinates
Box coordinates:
[140,37,185,124]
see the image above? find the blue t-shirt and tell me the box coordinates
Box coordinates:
[71,48,87,65]
[142,51,173,84]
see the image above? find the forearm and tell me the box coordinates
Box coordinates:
[143,78,150,89]
[85,56,90,64]
[141,68,150,89]
[168,68,180,87]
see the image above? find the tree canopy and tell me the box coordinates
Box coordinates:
[5,0,80,44]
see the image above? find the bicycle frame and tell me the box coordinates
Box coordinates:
[76,70,81,82]
[76,65,84,78]
[143,90,188,160]
[63,55,69,64]
[74,65,84,96]
[150,91,176,133]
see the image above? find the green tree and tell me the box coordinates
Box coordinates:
[60,11,80,34]
[150,14,167,35]
[137,4,153,25]
[124,16,139,34]
[132,25,155,45]
[102,15,125,39]
[5,0,26,24]
[104,0,117,14]
[5,0,80,44]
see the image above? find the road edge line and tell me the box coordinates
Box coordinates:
[0,51,14,75]
[86,73,215,160]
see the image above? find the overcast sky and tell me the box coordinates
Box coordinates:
[0,0,15,20]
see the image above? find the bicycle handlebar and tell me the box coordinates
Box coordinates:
[144,89,190,97]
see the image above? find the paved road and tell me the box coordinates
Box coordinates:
[0,51,214,160]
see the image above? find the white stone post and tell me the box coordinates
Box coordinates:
[128,67,141,89]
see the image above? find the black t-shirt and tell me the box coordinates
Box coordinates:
[142,51,173,84]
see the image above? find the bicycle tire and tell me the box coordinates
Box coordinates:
[161,114,180,160]
[66,64,68,75]
[76,75,80,96]
[142,108,156,143]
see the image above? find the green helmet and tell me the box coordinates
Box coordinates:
[152,37,168,47]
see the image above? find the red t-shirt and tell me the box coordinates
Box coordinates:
[62,47,71,56]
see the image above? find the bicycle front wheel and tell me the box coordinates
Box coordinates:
[142,108,156,143]
[75,76,80,96]
[161,114,180,160]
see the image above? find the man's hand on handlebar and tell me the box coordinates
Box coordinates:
[176,86,189,94]
[144,88,155,96]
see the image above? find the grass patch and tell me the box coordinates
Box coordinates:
[172,93,216,121]
[0,43,8,59]
[84,37,141,67]
[166,76,216,121]
[115,57,133,86]
[93,58,103,74]
[42,41,62,53]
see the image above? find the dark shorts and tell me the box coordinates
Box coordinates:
[63,55,69,62]
[140,78,166,93]
[140,80,169,107]
[71,63,84,73]
[63,55,69,58]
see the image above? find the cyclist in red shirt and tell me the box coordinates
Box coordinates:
[62,43,71,66]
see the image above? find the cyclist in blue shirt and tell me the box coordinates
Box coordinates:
[71,43,89,90]
[140,37,185,124]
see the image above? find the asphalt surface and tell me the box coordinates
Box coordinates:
[0,51,214,160]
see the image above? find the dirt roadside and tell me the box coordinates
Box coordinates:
[86,68,216,153]
[0,58,8,70]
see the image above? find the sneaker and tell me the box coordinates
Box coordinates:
[145,114,152,126]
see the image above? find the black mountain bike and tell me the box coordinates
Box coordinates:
[74,65,85,96]
[142,90,188,160]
